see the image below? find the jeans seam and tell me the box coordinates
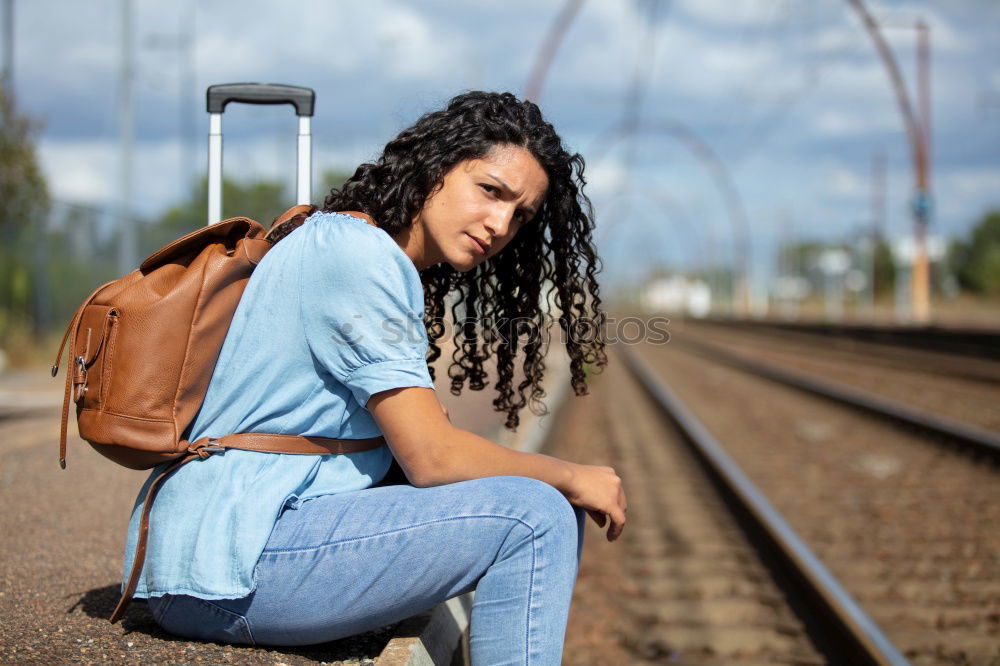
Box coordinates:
[202,598,256,645]
[526,527,536,666]
[149,594,175,624]
[261,513,536,555]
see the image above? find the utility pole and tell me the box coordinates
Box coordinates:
[867,149,886,317]
[146,3,197,196]
[912,19,932,323]
[778,211,799,320]
[2,0,12,93]
[117,0,136,275]
[845,0,933,323]
[181,4,196,191]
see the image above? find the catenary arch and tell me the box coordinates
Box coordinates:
[588,117,751,310]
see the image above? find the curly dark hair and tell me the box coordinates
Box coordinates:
[322,91,607,429]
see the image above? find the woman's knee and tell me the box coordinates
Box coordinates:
[490,476,579,542]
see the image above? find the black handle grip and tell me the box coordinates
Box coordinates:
[206,83,315,117]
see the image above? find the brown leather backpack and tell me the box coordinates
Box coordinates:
[52,206,385,622]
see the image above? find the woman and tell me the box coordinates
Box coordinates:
[125,91,627,664]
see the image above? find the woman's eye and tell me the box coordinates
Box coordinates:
[480,184,500,196]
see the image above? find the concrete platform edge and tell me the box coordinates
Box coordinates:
[376,593,472,666]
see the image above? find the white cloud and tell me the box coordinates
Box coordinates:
[38,138,186,216]
[816,59,895,102]
[868,3,970,55]
[12,0,998,274]
[15,1,118,96]
[190,1,467,85]
[674,0,788,27]
[937,167,1000,201]
[812,108,898,137]
[825,164,867,199]
[802,24,867,58]
[923,167,1000,233]
[521,2,791,101]
[38,133,382,220]
[38,140,115,206]
[374,6,462,79]
[586,157,632,202]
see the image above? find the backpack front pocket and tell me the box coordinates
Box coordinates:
[74,304,118,410]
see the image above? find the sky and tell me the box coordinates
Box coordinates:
[5,0,1000,291]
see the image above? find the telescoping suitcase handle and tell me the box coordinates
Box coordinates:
[205,83,316,225]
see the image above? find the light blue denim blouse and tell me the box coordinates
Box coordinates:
[122,212,435,600]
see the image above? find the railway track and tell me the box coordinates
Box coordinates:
[671,318,1000,436]
[550,349,909,664]
[618,345,909,665]
[695,318,1000,362]
[619,339,1000,664]
[670,335,1000,458]
[685,318,1000,388]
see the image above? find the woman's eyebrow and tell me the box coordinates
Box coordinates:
[486,173,537,216]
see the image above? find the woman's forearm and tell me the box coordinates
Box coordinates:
[406,423,576,492]
[368,386,626,540]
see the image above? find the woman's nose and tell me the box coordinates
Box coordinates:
[485,207,515,238]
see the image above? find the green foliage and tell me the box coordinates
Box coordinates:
[777,241,824,276]
[0,87,50,343]
[776,238,894,296]
[47,205,118,322]
[318,168,353,201]
[140,168,355,257]
[141,177,288,254]
[871,237,895,297]
[950,210,1000,296]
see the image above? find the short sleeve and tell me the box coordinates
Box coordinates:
[299,215,434,407]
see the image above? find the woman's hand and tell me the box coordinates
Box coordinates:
[369,387,627,542]
[563,463,627,542]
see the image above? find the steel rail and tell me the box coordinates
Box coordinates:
[617,344,910,666]
[683,318,1000,386]
[696,317,1000,360]
[675,336,1000,458]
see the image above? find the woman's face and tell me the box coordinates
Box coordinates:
[405,144,549,272]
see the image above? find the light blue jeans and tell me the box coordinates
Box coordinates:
[147,476,585,665]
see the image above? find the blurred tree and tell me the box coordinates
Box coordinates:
[46,204,118,329]
[142,177,289,255]
[317,168,353,202]
[777,239,895,298]
[778,241,824,284]
[871,237,895,298]
[0,86,50,344]
[141,168,355,256]
[949,210,1000,296]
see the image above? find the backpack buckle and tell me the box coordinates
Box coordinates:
[73,356,88,402]
[188,439,226,459]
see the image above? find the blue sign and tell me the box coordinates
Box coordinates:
[912,192,933,221]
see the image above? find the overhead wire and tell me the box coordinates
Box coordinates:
[610,0,671,274]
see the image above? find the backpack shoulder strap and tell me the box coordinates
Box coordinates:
[265,204,317,243]
[52,279,118,468]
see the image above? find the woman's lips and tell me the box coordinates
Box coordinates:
[467,234,489,254]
